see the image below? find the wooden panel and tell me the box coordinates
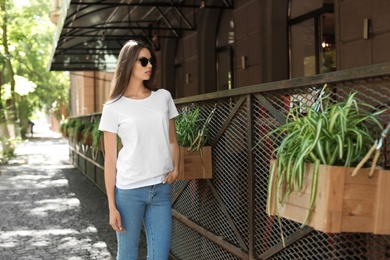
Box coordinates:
[277,204,311,224]
[342,199,375,217]
[177,146,213,180]
[315,165,346,233]
[283,190,312,208]
[373,170,390,234]
[341,215,374,233]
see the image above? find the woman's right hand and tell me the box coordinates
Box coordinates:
[109,208,126,232]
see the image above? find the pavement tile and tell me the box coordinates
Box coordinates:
[0,131,146,260]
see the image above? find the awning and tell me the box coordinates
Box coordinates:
[48,0,233,71]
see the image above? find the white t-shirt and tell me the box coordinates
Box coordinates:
[98,89,179,189]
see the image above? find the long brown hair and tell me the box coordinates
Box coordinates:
[108,40,157,101]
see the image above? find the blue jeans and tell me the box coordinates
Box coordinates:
[115,183,172,260]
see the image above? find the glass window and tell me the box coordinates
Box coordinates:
[175,39,184,98]
[290,19,316,77]
[289,0,335,78]
[320,13,336,73]
[216,11,234,91]
[290,0,322,18]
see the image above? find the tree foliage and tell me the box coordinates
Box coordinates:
[0,0,69,135]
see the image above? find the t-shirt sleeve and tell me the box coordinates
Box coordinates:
[167,90,179,119]
[98,104,118,133]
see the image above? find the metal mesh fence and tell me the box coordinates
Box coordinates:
[172,72,390,259]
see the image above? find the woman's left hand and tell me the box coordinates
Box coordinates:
[163,169,178,184]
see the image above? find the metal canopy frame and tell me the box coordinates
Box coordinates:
[49,0,233,71]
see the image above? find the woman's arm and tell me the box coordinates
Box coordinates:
[103,131,125,232]
[163,119,180,184]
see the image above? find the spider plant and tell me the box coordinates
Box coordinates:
[59,120,68,137]
[82,121,94,146]
[74,119,87,143]
[91,121,103,153]
[264,86,385,243]
[175,106,216,152]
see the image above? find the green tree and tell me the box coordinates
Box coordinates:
[0,0,16,158]
[1,0,69,139]
[0,0,69,159]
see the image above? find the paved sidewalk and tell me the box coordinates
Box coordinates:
[0,131,146,259]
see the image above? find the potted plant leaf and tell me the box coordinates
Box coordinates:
[59,120,69,138]
[74,119,87,143]
[66,118,79,143]
[175,106,216,180]
[82,121,94,146]
[262,85,390,245]
[91,120,104,154]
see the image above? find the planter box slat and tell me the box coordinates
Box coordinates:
[177,146,212,180]
[268,161,390,234]
[342,199,375,217]
[374,170,390,234]
[341,215,373,233]
[284,191,311,207]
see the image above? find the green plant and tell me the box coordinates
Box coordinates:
[89,120,122,153]
[63,120,72,137]
[59,121,68,137]
[66,118,78,138]
[263,86,385,242]
[82,122,94,145]
[75,119,86,132]
[175,106,216,152]
[73,119,87,142]
[91,120,103,152]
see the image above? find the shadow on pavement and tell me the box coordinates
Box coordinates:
[0,136,117,259]
[1,134,148,259]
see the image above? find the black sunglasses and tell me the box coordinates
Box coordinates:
[138,57,156,67]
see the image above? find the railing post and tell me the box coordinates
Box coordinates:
[247,94,255,259]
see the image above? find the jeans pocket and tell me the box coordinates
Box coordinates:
[159,183,172,196]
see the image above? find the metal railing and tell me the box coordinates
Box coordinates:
[69,62,390,259]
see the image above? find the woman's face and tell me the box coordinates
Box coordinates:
[131,47,154,82]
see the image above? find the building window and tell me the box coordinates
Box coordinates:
[174,38,184,98]
[288,0,336,78]
[216,10,235,91]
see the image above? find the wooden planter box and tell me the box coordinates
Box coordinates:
[83,133,92,146]
[268,161,390,234]
[177,146,212,180]
[76,131,83,142]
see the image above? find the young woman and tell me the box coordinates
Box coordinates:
[98,40,180,259]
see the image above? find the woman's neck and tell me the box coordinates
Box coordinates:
[124,82,151,100]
